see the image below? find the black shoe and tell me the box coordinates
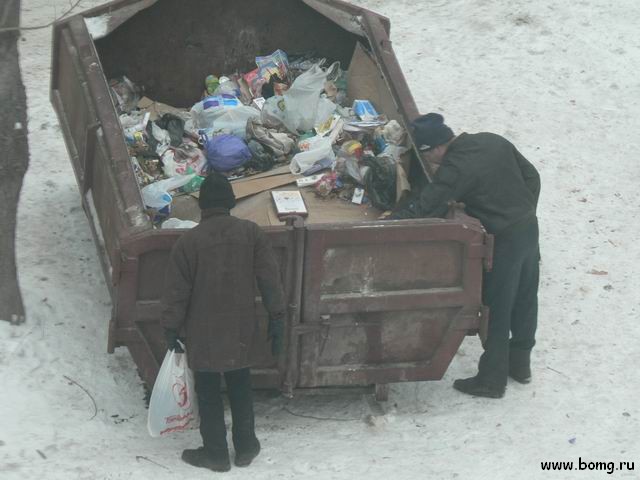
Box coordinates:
[509,365,532,384]
[509,349,532,384]
[181,447,231,472]
[234,440,261,467]
[453,376,505,399]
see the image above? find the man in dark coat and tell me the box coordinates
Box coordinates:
[392,113,540,399]
[162,173,286,471]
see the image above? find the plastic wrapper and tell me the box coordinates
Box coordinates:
[314,172,341,198]
[289,136,335,174]
[213,77,241,97]
[161,218,199,229]
[109,76,141,113]
[256,49,289,81]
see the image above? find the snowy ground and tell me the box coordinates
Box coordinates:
[2,0,639,478]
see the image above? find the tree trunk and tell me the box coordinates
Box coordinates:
[0,0,28,324]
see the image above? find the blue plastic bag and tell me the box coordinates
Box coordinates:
[203,134,252,172]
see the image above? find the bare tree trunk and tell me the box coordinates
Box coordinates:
[0,0,28,324]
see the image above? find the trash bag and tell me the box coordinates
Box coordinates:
[146,122,171,155]
[141,174,196,209]
[289,136,335,174]
[203,134,252,172]
[245,140,276,172]
[282,61,339,133]
[363,156,397,211]
[147,345,199,437]
[156,114,185,147]
[261,96,288,129]
[246,117,295,159]
[213,106,261,138]
[201,106,261,139]
[162,142,207,177]
[314,96,337,129]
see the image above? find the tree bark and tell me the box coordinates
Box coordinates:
[0,0,28,324]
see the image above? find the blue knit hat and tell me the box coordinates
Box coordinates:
[411,113,454,151]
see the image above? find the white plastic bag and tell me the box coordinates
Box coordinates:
[141,174,196,209]
[282,61,339,133]
[289,136,335,174]
[148,345,199,437]
[190,96,259,139]
[314,96,337,128]
[260,95,288,129]
[161,218,199,229]
[209,106,260,139]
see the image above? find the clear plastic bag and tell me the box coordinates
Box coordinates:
[314,96,337,129]
[141,174,196,209]
[147,345,199,437]
[282,61,339,133]
[260,96,288,129]
[191,98,260,139]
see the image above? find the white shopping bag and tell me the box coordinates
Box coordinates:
[147,344,199,437]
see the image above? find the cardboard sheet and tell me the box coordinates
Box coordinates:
[137,96,189,121]
[230,165,291,184]
[232,174,298,199]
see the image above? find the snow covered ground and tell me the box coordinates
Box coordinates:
[2,0,639,478]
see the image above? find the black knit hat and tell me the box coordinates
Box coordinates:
[198,172,236,210]
[411,113,454,151]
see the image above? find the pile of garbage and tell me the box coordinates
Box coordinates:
[111,48,410,227]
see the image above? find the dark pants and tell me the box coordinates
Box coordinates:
[478,217,539,387]
[194,368,258,454]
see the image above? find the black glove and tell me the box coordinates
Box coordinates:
[267,315,284,356]
[164,328,184,353]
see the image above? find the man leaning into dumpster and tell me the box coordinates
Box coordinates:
[161,172,286,471]
[390,113,540,399]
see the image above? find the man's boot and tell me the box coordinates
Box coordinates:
[509,349,532,384]
[182,447,231,472]
[233,437,261,467]
[453,376,505,399]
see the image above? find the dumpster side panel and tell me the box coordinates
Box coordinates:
[52,17,151,288]
[114,227,298,389]
[297,221,487,387]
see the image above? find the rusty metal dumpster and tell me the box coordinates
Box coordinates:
[50,0,493,397]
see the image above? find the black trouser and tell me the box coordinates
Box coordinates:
[194,368,258,454]
[477,217,539,387]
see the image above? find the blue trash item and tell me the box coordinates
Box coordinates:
[202,94,241,110]
[302,156,334,176]
[353,99,379,121]
[203,134,252,172]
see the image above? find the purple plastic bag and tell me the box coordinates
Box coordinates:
[203,134,252,172]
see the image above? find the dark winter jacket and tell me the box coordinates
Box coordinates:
[161,207,285,371]
[392,132,540,234]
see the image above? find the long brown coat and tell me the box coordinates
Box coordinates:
[161,208,285,371]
